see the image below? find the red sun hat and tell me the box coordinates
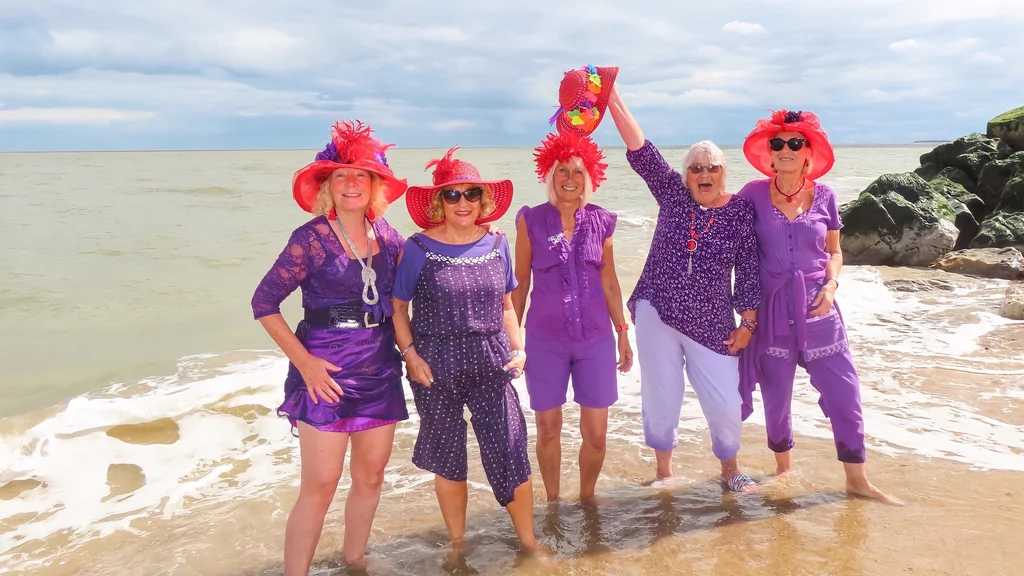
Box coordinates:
[549,64,619,137]
[405,147,514,230]
[534,130,608,190]
[742,109,835,181]
[292,120,408,220]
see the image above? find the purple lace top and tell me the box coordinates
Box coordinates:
[251,216,405,321]
[516,202,616,341]
[625,140,761,356]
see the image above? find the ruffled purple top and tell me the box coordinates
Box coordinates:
[516,202,616,341]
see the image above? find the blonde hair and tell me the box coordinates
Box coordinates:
[312,169,389,219]
[426,185,496,224]
[683,140,728,190]
[544,157,594,208]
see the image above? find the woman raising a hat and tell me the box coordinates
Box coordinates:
[511,65,633,504]
[251,121,411,573]
[737,110,903,505]
[391,148,546,558]
[606,85,761,492]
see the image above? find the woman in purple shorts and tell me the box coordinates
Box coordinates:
[737,110,902,505]
[391,147,547,558]
[512,127,633,505]
[251,121,410,573]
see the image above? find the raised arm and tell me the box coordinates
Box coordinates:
[607,85,645,151]
[510,213,533,325]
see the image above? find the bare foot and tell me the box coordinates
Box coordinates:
[846,481,905,506]
[579,494,610,508]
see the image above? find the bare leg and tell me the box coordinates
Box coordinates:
[434,476,469,543]
[534,407,563,502]
[720,457,756,492]
[775,449,794,477]
[655,449,674,480]
[284,422,349,576]
[505,477,548,553]
[844,462,904,506]
[578,407,608,503]
[341,423,397,564]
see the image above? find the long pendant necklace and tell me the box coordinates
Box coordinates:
[774,177,807,203]
[337,218,379,305]
[686,207,715,276]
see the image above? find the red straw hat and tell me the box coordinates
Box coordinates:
[405,147,514,229]
[292,120,408,220]
[549,64,619,137]
[742,110,835,181]
[534,131,608,190]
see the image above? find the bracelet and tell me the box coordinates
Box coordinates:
[509,349,523,358]
[400,343,414,358]
[740,318,757,333]
[825,278,839,289]
[615,324,629,333]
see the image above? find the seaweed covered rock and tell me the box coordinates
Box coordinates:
[987,106,1024,152]
[840,173,959,266]
[970,211,1024,250]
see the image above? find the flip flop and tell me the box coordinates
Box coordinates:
[726,474,756,492]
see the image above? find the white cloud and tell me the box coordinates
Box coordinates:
[972,52,1004,64]
[723,21,766,35]
[199,28,308,73]
[888,38,917,51]
[863,87,936,102]
[0,107,154,124]
[626,88,752,107]
[431,120,475,131]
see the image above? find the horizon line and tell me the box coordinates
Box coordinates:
[0,141,949,154]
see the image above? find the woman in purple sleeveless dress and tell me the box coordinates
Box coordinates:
[251,121,411,573]
[391,148,547,560]
[737,110,903,505]
[511,130,633,505]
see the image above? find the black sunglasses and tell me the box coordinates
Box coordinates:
[441,187,483,204]
[769,137,807,152]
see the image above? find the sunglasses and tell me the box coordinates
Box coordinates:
[769,137,807,152]
[440,187,484,204]
[687,164,723,174]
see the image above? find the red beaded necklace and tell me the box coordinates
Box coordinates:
[686,208,715,275]
[774,177,807,203]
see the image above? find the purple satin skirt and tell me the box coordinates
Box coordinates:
[278,321,409,433]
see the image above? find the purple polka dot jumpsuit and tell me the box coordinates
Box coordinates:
[407,235,531,507]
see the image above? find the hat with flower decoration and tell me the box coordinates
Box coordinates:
[405,146,514,229]
[548,64,619,136]
[742,110,835,181]
[292,120,408,220]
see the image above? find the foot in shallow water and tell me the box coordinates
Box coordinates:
[846,480,905,506]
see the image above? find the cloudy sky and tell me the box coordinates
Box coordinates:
[1,0,1022,151]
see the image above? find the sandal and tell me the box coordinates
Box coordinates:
[726,474,756,492]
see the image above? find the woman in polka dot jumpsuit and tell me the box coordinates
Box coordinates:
[391,148,546,557]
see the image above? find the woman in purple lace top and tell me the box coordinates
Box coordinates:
[251,121,411,572]
[606,85,761,492]
[738,110,902,505]
[511,129,633,505]
[391,148,547,561]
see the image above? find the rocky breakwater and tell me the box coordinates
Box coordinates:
[840,106,1024,270]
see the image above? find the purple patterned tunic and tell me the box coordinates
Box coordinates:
[625,140,761,356]
[251,216,409,432]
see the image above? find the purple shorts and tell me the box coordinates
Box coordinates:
[523,333,618,412]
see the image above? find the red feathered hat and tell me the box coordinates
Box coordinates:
[742,110,835,181]
[534,131,608,190]
[405,147,514,230]
[548,64,619,137]
[292,120,408,220]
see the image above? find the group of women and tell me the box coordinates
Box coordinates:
[250,65,902,575]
